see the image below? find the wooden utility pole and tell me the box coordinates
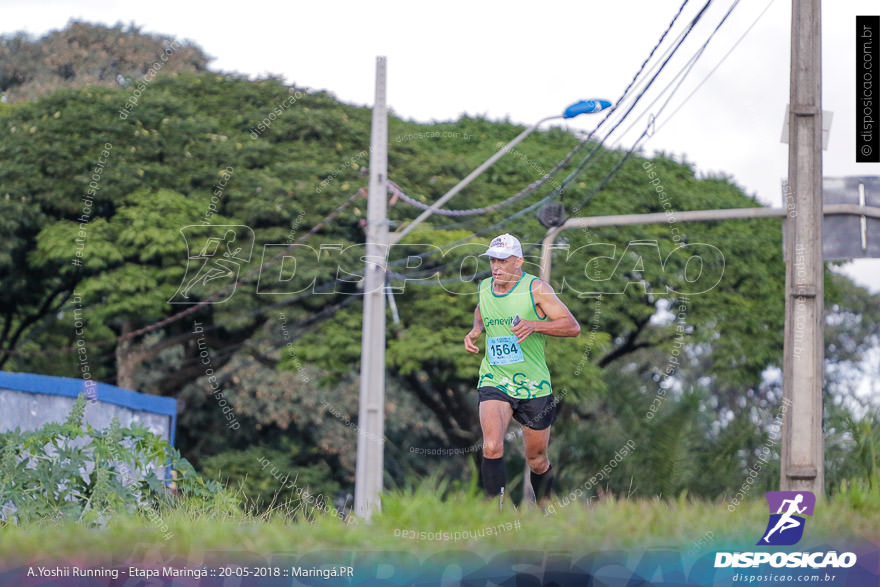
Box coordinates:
[781,0,824,494]
[355,56,388,519]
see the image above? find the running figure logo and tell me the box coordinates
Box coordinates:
[168,225,255,304]
[758,491,816,546]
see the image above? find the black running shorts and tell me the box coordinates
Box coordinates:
[477,386,558,430]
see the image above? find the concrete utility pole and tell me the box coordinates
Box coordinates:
[781,0,824,494]
[355,56,388,519]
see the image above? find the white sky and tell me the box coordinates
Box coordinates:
[4,0,880,292]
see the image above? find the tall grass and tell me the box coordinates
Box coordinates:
[2,478,878,561]
[2,396,877,560]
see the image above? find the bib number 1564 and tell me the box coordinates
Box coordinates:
[487,336,524,365]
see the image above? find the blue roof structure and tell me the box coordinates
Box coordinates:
[0,371,178,445]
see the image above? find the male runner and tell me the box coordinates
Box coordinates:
[463,233,580,507]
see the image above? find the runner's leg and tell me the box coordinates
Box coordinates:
[523,425,553,504]
[523,425,551,473]
[480,399,513,496]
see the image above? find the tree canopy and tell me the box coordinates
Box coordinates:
[1,21,209,103]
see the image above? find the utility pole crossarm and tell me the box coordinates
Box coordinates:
[538,204,880,297]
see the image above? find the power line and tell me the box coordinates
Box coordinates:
[389,1,695,222]
[611,0,756,144]
[424,0,716,244]
[562,0,744,219]
[389,176,560,217]
[138,0,749,390]
[652,0,776,137]
[183,1,728,305]
[388,0,705,252]
[427,0,736,265]
[6,1,714,358]
[552,0,714,200]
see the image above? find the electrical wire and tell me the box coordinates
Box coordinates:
[389,0,696,220]
[396,0,717,256]
[6,0,716,356]
[610,0,756,145]
[133,0,749,386]
[137,0,715,330]
[392,0,747,280]
[652,0,776,137]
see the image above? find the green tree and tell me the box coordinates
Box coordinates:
[0,21,209,103]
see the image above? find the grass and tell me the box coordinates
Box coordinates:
[2,480,879,563]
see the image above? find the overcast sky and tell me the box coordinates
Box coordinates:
[5,0,880,291]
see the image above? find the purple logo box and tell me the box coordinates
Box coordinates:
[765,491,816,516]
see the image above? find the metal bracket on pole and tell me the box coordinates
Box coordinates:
[859,184,868,252]
[791,286,817,298]
[786,466,819,480]
[790,104,820,116]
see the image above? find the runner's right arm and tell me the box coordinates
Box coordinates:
[464,304,483,353]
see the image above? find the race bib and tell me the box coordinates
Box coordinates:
[487,336,524,365]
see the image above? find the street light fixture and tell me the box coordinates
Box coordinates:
[564,99,612,119]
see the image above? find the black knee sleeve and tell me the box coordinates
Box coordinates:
[481,456,506,497]
[530,463,554,501]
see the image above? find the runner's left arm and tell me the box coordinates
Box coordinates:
[511,280,580,343]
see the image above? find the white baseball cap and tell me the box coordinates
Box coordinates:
[480,233,523,259]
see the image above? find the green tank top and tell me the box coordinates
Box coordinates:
[477,272,552,398]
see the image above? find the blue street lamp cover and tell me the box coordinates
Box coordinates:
[563,99,612,119]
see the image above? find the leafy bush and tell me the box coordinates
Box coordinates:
[0,393,220,526]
